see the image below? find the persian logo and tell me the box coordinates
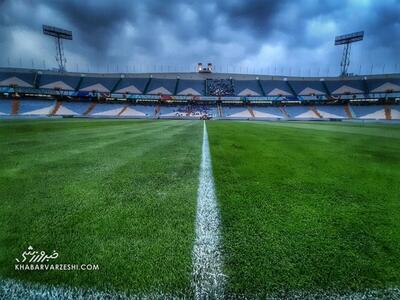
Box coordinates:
[15,245,58,263]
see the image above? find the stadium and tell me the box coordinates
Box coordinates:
[0,66,399,120]
[1,1,400,300]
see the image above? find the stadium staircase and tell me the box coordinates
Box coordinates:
[279,106,289,118]
[257,79,266,96]
[186,106,192,117]
[84,102,97,116]
[154,104,160,118]
[344,104,353,118]
[247,105,255,118]
[217,103,224,117]
[50,100,62,115]
[11,97,20,115]
[117,104,129,117]
[311,106,323,118]
[384,105,392,120]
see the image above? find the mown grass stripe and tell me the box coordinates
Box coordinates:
[191,121,225,299]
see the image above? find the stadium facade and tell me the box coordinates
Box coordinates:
[0,67,399,120]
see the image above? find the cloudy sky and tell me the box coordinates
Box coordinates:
[0,0,399,75]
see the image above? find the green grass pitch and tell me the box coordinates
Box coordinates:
[0,118,399,298]
[0,119,202,296]
[208,121,400,297]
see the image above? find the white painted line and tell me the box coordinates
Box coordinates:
[191,121,225,299]
[0,278,180,300]
[2,278,399,299]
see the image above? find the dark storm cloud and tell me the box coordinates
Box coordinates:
[0,0,399,74]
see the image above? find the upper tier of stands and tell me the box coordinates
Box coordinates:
[1,68,399,98]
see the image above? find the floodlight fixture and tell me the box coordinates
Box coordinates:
[334,31,364,76]
[43,25,73,72]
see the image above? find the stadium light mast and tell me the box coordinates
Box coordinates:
[42,25,73,72]
[334,31,364,76]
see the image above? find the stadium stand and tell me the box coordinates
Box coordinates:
[19,99,55,115]
[0,68,399,121]
[367,78,400,93]
[207,79,235,96]
[391,105,400,119]
[39,74,80,90]
[55,101,91,116]
[0,99,13,115]
[252,106,285,118]
[114,77,149,94]
[79,76,119,93]
[289,80,326,96]
[235,80,263,96]
[260,80,293,96]
[223,106,252,118]
[0,71,34,87]
[147,78,176,95]
[89,103,125,116]
[324,79,365,95]
[315,105,347,118]
[285,106,319,119]
[177,80,204,96]
[121,105,155,117]
[350,105,386,119]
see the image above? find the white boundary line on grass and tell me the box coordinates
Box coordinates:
[191,121,225,299]
[0,278,181,300]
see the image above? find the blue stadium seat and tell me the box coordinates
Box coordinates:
[19,99,55,115]
[234,80,262,96]
[0,99,13,115]
[147,79,176,95]
[40,74,80,90]
[176,80,204,95]
[260,80,292,96]
[289,80,326,96]
[350,105,385,119]
[324,79,365,95]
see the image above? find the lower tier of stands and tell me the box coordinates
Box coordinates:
[0,99,399,120]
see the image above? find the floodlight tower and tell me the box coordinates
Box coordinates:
[42,25,73,72]
[335,31,364,76]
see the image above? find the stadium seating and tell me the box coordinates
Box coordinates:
[204,106,218,118]
[289,80,326,96]
[0,71,35,87]
[207,79,235,96]
[260,80,293,96]
[79,76,119,93]
[121,105,155,117]
[284,106,318,118]
[235,80,263,96]
[0,99,13,115]
[177,80,204,96]
[187,105,217,117]
[0,68,399,121]
[55,101,91,115]
[315,105,347,118]
[114,77,149,94]
[350,105,386,119]
[159,105,187,117]
[147,79,177,95]
[324,79,365,95]
[39,74,80,90]
[89,103,125,116]
[19,99,55,115]
[366,78,400,93]
[252,106,285,118]
[391,105,400,119]
[223,106,252,118]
